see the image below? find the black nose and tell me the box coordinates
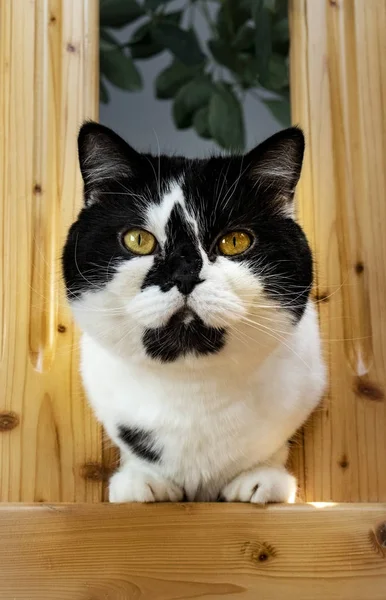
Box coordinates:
[169,243,203,295]
[173,275,202,295]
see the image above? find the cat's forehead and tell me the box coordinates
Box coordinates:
[145,180,199,246]
[142,157,256,243]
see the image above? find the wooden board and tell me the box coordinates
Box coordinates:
[0,503,385,600]
[289,0,386,501]
[0,0,101,501]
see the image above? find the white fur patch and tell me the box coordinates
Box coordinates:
[127,285,182,328]
[146,181,184,245]
[221,466,297,503]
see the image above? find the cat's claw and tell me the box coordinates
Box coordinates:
[109,467,183,503]
[221,466,297,504]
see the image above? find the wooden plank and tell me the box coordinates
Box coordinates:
[0,503,385,599]
[289,0,386,501]
[0,0,101,501]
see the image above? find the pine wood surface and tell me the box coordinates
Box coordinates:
[0,503,385,600]
[289,0,386,502]
[0,0,101,502]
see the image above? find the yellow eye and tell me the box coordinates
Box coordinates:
[218,231,252,256]
[123,229,157,255]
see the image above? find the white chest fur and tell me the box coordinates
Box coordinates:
[81,302,325,501]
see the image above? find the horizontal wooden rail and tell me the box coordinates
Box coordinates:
[0,503,385,599]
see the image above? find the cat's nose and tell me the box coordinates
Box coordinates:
[173,274,202,296]
[169,244,203,295]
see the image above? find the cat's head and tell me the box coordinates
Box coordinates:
[63,122,312,365]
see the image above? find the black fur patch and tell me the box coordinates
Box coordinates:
[143,315,226,363]
[118,425,161,463]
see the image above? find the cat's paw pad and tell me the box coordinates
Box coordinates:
[109,469,183,503]
[221,467,296,504]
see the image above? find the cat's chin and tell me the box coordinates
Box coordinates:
[154,305,227,332]
[141,314,226,363]
[175,306,196,325]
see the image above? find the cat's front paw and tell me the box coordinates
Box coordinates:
[109,467,183,503]
[221,467,296,504]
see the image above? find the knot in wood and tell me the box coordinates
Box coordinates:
[0,411,20,431]
[80,462,112,482]
[354,377,384,402]
[339,454,349,470]
[376,523,386,549]
[355,261,364,274]
[242,541,277,565]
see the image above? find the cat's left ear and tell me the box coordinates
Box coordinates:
[246,127,304,217]
[78,121,141,205]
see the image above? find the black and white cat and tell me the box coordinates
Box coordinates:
[63,122,325,503]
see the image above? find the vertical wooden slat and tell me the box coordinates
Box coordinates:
[0,0,101,502]
[290,0,386,502]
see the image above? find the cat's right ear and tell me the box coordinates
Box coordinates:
[78,121,140,205]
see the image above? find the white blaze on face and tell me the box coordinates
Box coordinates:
[145,181,185,246]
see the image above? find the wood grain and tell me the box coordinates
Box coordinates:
[289,0,386,501]
[0,503,385,599]
[0,0,101,501]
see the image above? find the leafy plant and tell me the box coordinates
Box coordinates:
[100,0,290,151]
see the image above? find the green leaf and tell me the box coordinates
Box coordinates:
[128,22,164,59]
[152,23,205,66]
[100,28,119,51]
[216,5,232,41]
[274,0,289,19]
[100,46,143,91]
[263,0,276,12]
[273,17,289,44]
[217,0,251,41]
[172,76,214,129]
[100,0,144,28]
[239,56,261,87]
[208,84,245,150]
[145,0,174,10]
[155,60,200,99]
[208,39,259,87]
[263,98,291,126]
[100,78,109,104]
[260,53,288,91]
[230,0,251,28]
[161,10,183,25]
[208,39,243,74]
[253,1,272,79]
[193,106,211,139]
[232,24,256,51]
